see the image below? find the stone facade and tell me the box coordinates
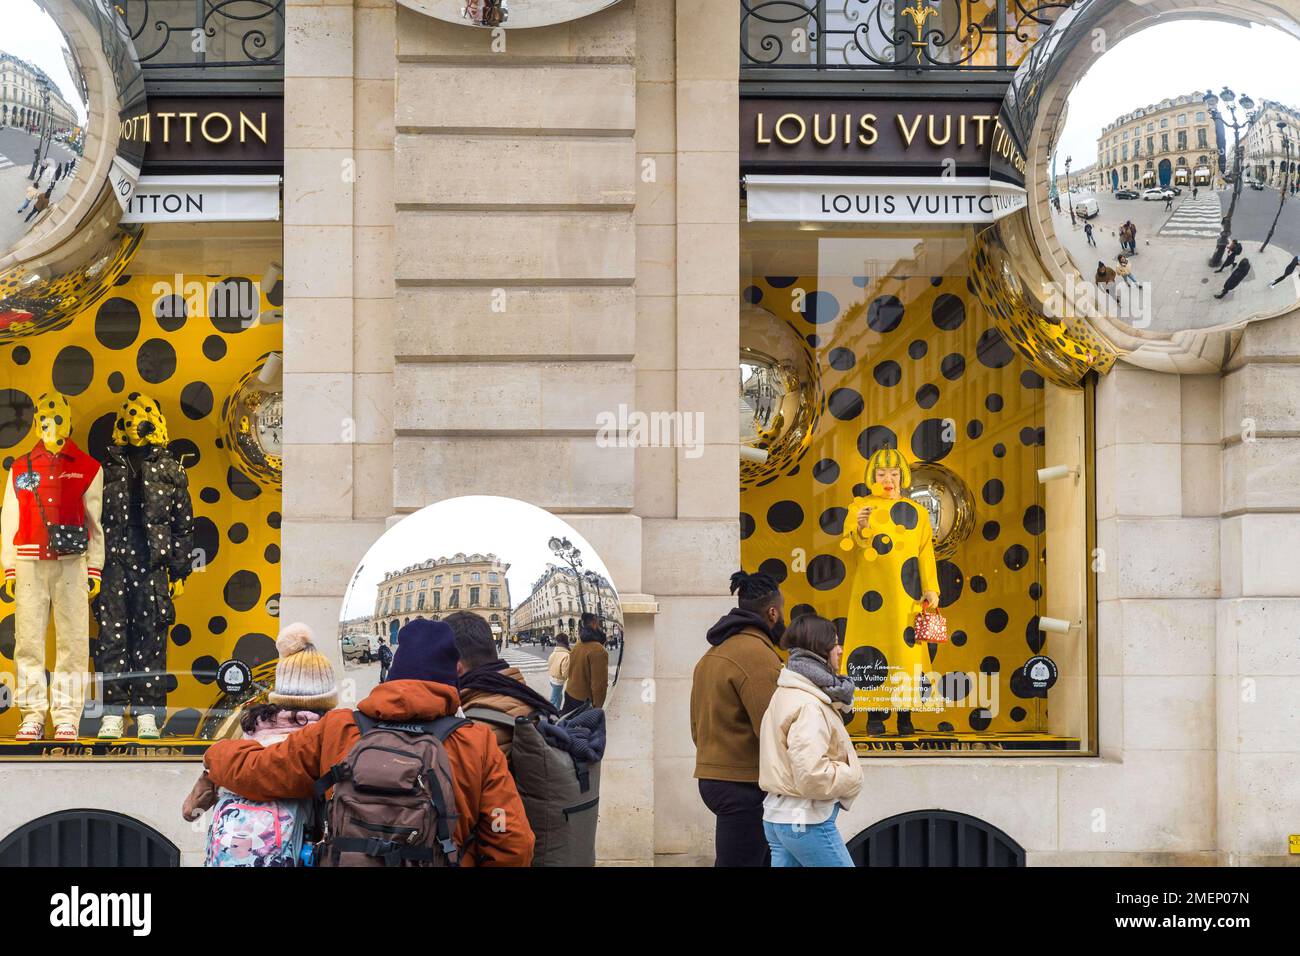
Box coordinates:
[1098,92,1217,190]
[371,553,511,639]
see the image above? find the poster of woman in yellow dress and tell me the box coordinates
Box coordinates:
[841,447,940,736]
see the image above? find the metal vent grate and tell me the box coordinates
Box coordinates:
[847,810,1025,867]
[0,810,180,867]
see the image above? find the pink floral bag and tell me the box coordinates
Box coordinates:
[915,609,949,644]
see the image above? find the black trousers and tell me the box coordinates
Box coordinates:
[95,529,172,721]
[698,779,770,867]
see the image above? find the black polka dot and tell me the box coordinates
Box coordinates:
[941,672,972,703]
[915,383,940,408]
[985,393,1004,413]
[85,412,117,464]
[94,297,141,350]
[982,521,1000,541]
[233,632,278,668]
[209,616,228,635]
[980,656,1001,673]
[1004,544,1030,571]
[871,534,893,555]
[767,500,804,533]
[867,295,904,333]
[202,335,228,361]
[935,560,963,607]
[170,624,192,647]
[0,390,35,448]
[107,371,125,393]
[267,511,281,529]
[861,590,883,612]
[192,656,221,685]
[1021,370,1045,389]
[908,339,928,360]
[801,291,840,325]
[828,347,856,371]
[969,709,993,731]
[890,501,919,530]
[223,570,262,612]
[0,615,13,660]
[227,467,263,501]
[858,425,897,461]
[180,382,214,420]
[11,346,29,366]
[846,646,888,690]
[910,418,954,462]
[940,353,965,380]
[191,516,221,567]
[873,361,902,387]
[812,459,839,484]
[900,557,922,600]
[228,522,249,544]
[819,507,848,535]
[967,419,983,439]
[1023,505,1046,535]
[950,630,968,647]
[758,558,787,583]
[903,626,916,647]
[827,388,864,420]
[931,293,966,330]
[1010,707,1027,722]
[137,338,177,384]
[1029,582,1043,600]
[200,486,220,505]
[1027,616,1045,654]
[1020,426,1045,447]
[982,479,1005,505]
[806,554,846,591]
[790,603,814,620]
[971,575,988,593]
[209,278,259,333]
[992,442,1006,458]
[739,512,755,540]
[168,438,200,469]
[264,544,280,563]
[985,608,1009,633]
[154,294,187,332]
[852,483,869,498]
[51,346,94,396]
[976,329,1015,368]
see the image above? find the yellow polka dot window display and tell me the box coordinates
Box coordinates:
[0,271,283,751]
[739,270,1069,750]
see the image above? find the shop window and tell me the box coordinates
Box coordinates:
[739,218,1092,755]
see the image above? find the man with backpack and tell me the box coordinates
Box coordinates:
[202,618,534,866]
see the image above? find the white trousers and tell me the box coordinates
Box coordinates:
[14,556,89,727]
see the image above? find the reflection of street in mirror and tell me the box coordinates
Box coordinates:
[1051,18,1300,333]
[0,1,90,262]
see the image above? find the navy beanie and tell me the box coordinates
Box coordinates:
[386,619,460,687]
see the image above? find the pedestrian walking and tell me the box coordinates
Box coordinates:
[1216,239,1243,273]
[1116,254,1140,288]
[1084,221,1095,246]
[563,612,609,712]
[23,187,50,223]
[377,638,392,682]
[181,623,338,866]
[54,161,63,182]
[1215,258,1252,299]
[1164,193,1173,211]
[1193,186,1199,200]
[758,614,862,868]
[1269,255,1300,287]
[16,183,38,213]
[691,570,785,867]
[199,617,536,866]
[1095,260,1120,302]
[547,634,571,710]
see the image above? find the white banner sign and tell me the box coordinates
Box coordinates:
[745,175,1028,225]
[121,175,281,223]
[108,155,140,212]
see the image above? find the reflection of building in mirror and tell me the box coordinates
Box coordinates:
[367,553,511,647]
[1244,100,1300,189]
[513,564,622,645]
[1096,92,1217,193]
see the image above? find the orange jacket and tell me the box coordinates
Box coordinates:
[203,680,535,866]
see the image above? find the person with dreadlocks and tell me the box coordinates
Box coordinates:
[841,447,940,738]
[689,569,785,866]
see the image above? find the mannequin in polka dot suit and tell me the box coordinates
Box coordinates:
[92,393,194,741]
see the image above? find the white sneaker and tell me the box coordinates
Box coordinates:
[136,714,160,739]
[97,715,124,740]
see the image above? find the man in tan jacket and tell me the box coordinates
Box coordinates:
[689,570,785,866]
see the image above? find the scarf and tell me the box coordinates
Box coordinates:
[786,648,856,707]
[459,659,558,718]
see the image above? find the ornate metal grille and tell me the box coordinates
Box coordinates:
[115,1,284,72]
[741,0,1073,72]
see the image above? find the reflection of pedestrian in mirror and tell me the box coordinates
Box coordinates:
[547,635,571,710]
[563,612,609,712]
[378,638,393,682]
[841,448,939,737]
[1215,258,1252,299]
[1268,255,1300,287]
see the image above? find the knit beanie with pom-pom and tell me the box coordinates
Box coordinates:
[267,623,339,710]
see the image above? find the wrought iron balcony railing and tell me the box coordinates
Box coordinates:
[115,0,283,76]
[741,0,1071,74]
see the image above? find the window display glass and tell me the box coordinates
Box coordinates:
[0,222,283,756]
[740,217,1093,754]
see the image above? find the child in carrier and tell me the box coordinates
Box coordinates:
[181,622,339,866]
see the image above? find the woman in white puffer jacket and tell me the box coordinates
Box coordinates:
[759,614,864,867]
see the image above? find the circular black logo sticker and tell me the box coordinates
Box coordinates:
[216,659,252,695]
[1022,656,1058,697]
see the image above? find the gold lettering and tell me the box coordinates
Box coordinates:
[756,112,771,146]
[897,113,923,147]
[844,113,851,146]
[240,111,269,145]
[972,115,993,147]
[202,111,233,144]
[156,111,175,143]
[179,112,199,142]
[858,113,878,147]
[813,113,836,146]
[775,112,806,146]
[959,114,967,147]
[927,114,952,146]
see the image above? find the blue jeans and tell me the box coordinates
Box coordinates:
[763,805,854,867]
[549,681,564,709]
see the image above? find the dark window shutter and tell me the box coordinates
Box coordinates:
[0,810,179,867]
[846,810,1025,867]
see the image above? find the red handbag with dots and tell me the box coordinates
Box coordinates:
[915,608,949,644]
